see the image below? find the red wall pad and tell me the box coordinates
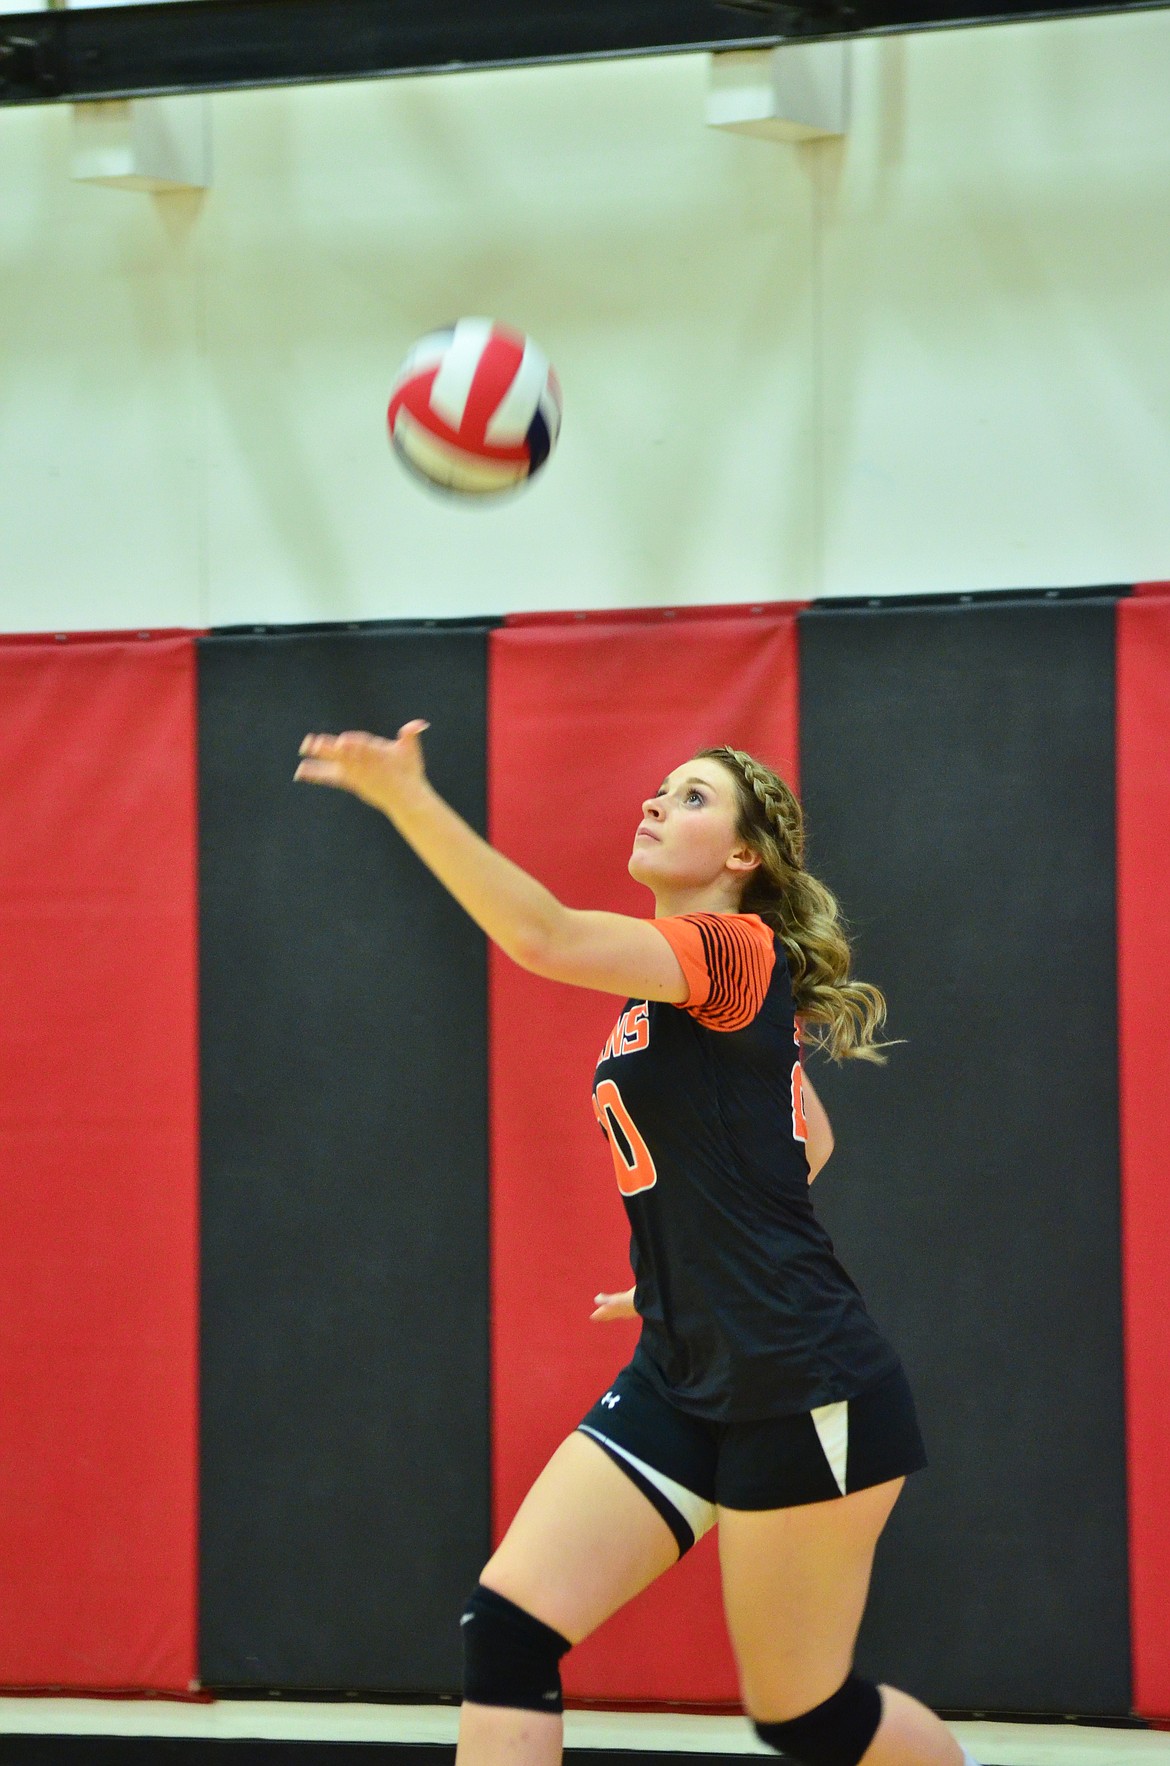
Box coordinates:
[0,633,201,1691]
[488,605,802,1705]
[1117,592,1170,1722]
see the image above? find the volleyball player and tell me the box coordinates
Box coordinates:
[294,719,979,1766]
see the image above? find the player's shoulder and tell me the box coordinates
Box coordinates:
[651,911,776,1032]
[670,909,774,947]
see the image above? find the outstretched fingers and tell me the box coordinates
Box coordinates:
[294,756,345,787]
[294,731,350,787]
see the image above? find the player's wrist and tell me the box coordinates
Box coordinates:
[373,774,437,825]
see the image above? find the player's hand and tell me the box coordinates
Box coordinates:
[294,720,430,812]
[590,1287,637,1322]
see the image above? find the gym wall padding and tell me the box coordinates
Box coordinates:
[1,596,1164,1716]
[1116,585,1170,1722]
[799,595,1130,1716]
[487,605,802,1703]
[197,626,493,1693]
[0,633,200,1691]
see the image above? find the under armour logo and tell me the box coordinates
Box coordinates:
[542,1690,559,1702]
[601,1391,620,1409]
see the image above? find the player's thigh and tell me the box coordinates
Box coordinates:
[481,1429,681,1645]
[717,1477,903,1720]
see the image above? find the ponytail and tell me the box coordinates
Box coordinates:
[697,746,899,1064]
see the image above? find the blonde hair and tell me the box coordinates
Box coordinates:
[697,746,898,1064]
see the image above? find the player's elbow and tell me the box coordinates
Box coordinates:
[507,906,568,978]
[507,924,549,975]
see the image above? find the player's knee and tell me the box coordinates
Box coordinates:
[460,1582,572,1715]
[752,1675,883,1766]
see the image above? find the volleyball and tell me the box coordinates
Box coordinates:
[387,318,562,498]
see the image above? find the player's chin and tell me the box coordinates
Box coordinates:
[628,846,660,883]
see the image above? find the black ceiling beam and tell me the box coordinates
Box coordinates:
[0,0,1164,108]
[0,0,779,106]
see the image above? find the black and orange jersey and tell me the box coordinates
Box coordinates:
[592,911,901,1422]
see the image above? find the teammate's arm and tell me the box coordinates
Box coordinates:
[294,723,689,1002]
[802,1069,834,1182]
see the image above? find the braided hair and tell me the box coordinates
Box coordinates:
[696,745,896,1064]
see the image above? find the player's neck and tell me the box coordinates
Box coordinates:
[651,884,744,919]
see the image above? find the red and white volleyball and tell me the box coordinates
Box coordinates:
[387,319,563,497]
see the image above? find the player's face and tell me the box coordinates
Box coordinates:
[629,757,756,892]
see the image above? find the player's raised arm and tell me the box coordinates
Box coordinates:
[294,722,688,1002]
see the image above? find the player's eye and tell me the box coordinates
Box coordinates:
[686,789,706,805]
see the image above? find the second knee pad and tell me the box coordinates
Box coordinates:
[460,1582,572,1714]
[753,1675,883,1766]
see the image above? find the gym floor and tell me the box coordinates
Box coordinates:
[0,1701,1166,1765]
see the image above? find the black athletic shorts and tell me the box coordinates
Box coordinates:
[577,1360,927,1556]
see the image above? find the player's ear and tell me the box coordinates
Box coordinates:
[727,843,762,877]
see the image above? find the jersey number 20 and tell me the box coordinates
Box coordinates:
[593,1080,658,1197]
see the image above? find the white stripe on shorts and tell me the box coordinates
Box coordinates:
[579,1425,717,1542]
[810,1399,849,1495]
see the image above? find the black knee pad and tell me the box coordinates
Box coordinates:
[753,1675,883,1766]
[460,1582,571,1714]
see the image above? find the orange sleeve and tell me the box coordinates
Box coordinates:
[651,912,776,1032]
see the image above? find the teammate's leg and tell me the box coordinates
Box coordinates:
[718,1480,970,1766]
[455,1430,683,1766]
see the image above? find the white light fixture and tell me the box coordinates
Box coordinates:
[71,93,211,192]
[707,42,850,142]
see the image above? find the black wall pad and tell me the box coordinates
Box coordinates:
[197,628,492,1693]
[798,596,1129,1715]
